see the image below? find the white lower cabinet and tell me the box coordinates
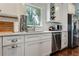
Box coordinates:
[25,42,40,56]
[25,40,51,56]
[40,40,51,56]
[2,35,25,56]
[3,35,24,46]
[61,32,68,49]
[0,47,2,56]
[0,32,52,56]
[25,33,52,56]
[3,43,24,56]
[0,37,2,56]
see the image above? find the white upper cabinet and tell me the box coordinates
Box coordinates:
[68,4,75,14]
[47,3,55,22]
[47,3,65,22]
[54,4,63,22]
[47,3,76,22]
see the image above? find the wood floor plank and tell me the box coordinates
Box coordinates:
[52,47,79,56]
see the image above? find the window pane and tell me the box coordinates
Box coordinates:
[26,5,41,26]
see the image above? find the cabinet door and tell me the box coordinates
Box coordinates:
[0,37,2,47]
[40,33,52,39]
[25,34,40,42]
[3,35,24,46]
[61,32,68,49]
[0,37,2,56]
[68,4,75,14]
[54,3,63,22]
[25,42,40,56]
[3,43,24,56]
[40,39,52,56]
[0,47,2,56]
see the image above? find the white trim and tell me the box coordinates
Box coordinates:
[47,3,50,22]
[25,3,42,9]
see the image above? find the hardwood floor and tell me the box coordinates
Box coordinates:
[52,47,79,56]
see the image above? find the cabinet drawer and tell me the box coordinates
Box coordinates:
[3,43,24,56]
[40,36,51,40]
[0,37,2,46]
[25,42,40,56]
[40,34,52,40]
[40,40,52,56]
[3,36,24,46]
[41,33,51,36]
[25,35,40,42]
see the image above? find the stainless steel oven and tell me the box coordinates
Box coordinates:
[52,32,61,53]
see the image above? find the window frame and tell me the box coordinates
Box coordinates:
[25,4,42,27]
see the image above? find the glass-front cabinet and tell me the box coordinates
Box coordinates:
[47,3,56,22]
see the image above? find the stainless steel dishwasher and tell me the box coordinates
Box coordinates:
[52,32,61,53]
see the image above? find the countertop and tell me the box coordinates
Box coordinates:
[0,31,67,36]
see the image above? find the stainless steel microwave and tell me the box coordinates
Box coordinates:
[54,24,62,31]
[57,25,62,30]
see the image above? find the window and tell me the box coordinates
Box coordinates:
[26,4,41,27]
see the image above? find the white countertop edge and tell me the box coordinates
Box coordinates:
[0,31,68,36]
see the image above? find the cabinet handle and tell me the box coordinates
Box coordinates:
[11,39,17,42]
[11,45,17,48]
[27,36,39,38]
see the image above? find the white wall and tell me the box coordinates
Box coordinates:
[0,3,51,32]
[0,3,25,32]
[0,3,75,32]
[0,3,25,15]
[0,3,18,15]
